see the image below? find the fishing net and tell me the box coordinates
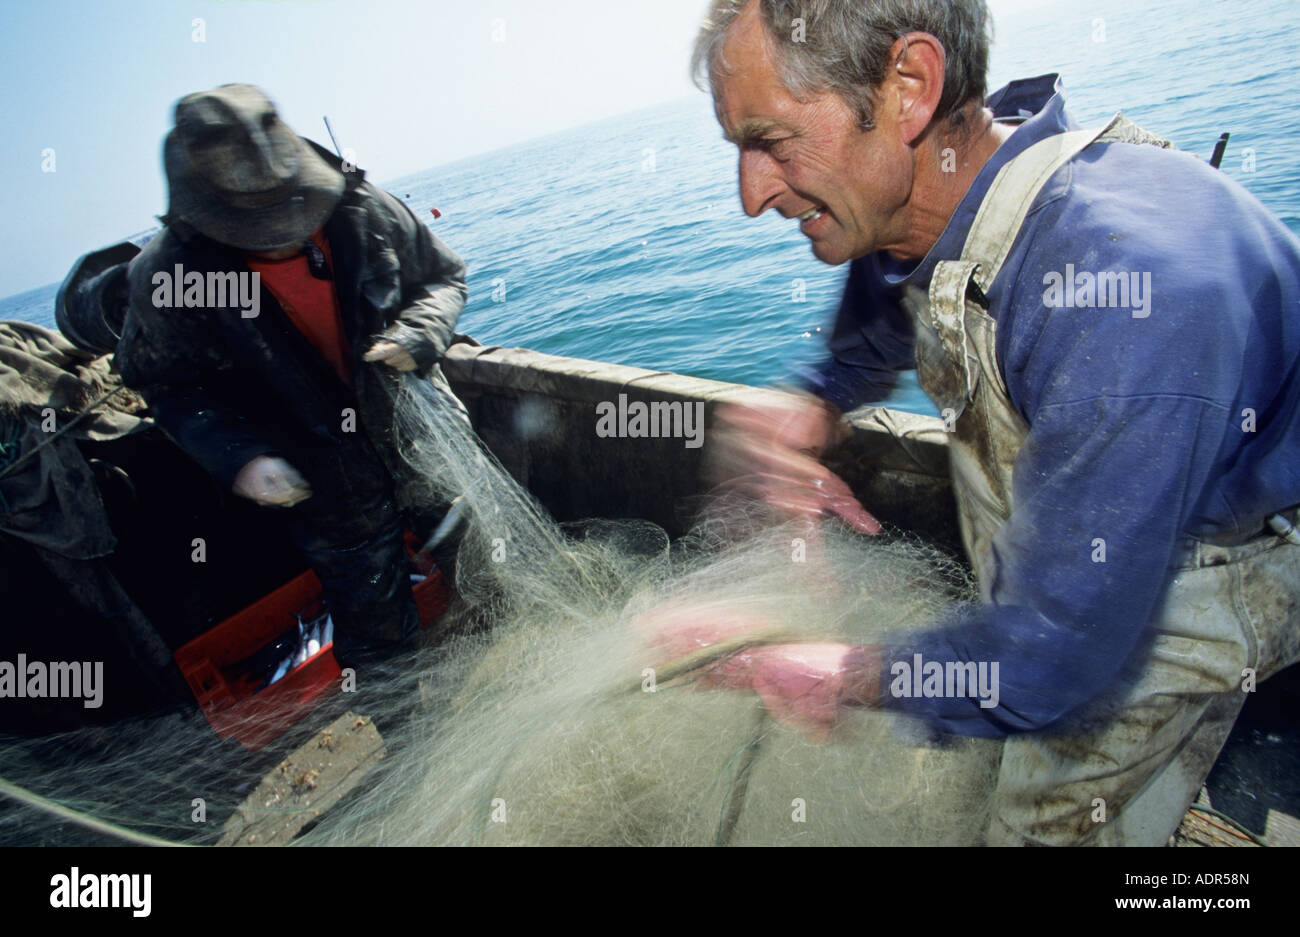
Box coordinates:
[0,374,1003,846]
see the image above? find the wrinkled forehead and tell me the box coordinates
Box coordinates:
[708,12,807,145]
[707,1,778,91]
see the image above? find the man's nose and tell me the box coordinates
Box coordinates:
[738,151,783,218]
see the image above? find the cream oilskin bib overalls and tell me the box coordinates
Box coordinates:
[909,114,1300,845]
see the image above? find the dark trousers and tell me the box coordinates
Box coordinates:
[283,474,420,655]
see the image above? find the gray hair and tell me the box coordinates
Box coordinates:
[692,0,992,132]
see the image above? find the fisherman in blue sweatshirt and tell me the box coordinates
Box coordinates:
[680,0,1300,844]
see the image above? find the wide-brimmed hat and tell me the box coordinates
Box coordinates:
[163,84,345,251]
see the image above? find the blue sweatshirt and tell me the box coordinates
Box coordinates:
[805,74,1300,736]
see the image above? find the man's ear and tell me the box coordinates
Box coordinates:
[887,32,945,146]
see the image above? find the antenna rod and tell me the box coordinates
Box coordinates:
[323,116,343,158]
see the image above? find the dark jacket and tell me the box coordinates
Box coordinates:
[115,148,466,531]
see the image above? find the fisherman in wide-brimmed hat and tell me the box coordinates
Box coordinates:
[116,83,470,660]
[163,84,346,252]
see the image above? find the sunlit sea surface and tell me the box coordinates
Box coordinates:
[3,0,1297,417]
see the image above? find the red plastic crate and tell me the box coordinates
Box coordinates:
[405,530,452,624]
[413,568,451,623]
[174,538,452,751]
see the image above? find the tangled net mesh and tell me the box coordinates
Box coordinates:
[0,374,1003,846]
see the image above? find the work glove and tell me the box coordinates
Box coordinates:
[363,340,418,372]
[707,394,881,536]
[232,455,313,507]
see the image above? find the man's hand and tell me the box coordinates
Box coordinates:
[636,597,787,667]
[635,600,881,740]
[232,456,313,506]
[708,395,881,535]
[363,340,417,371]
[709,643,859,740]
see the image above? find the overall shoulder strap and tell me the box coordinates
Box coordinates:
[960,113,1174,291]
[921,119,1114,398]
[962,116,1112,291]
[921,115,1173,406]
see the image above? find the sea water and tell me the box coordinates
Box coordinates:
[1,0,1296,418]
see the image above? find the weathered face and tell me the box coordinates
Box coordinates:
[712,5,914,265]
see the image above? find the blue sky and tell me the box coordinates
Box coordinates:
[0,0,1059,298]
